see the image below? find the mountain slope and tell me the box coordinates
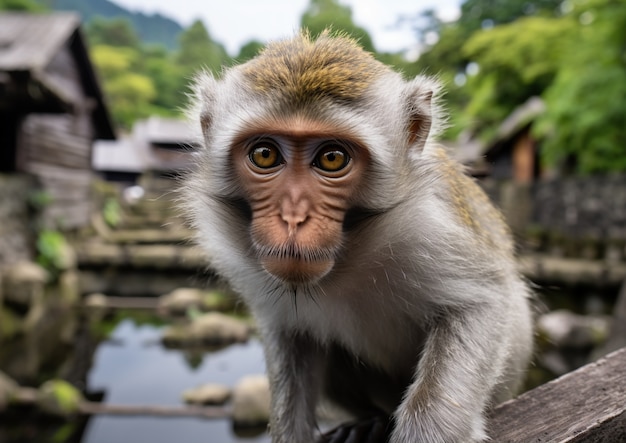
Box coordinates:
[43,0,183,50]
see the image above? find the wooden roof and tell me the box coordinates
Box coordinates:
[484,97,545,161]
[0,12,115,139]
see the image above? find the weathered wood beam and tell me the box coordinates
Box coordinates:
[488,347,626,442]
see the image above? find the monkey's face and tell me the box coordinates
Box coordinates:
[232,116,367,284]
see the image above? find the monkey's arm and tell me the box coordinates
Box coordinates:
[263,329,322,443]
[390,306,507,443]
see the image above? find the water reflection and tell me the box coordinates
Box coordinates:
[84,319,269,443]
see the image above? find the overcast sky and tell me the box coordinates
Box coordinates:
[113,0,461,56]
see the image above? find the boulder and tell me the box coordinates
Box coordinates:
[182,383,231,405]
[158,288,237,316]
[158,288,203,316]
[161,312,250,348]
[84,293,108,310]
[2,261,48,307]
[232,375,270,427]
[36,379,83,417]
[537,309,610,348]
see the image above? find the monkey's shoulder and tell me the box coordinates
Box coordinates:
[426,147,513,251]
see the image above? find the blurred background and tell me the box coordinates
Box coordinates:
[0,0,625,442]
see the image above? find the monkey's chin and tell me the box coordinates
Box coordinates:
[260,257,334,284]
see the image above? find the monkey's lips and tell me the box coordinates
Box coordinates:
[256,245,336,283]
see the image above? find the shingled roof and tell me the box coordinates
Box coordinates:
[0,12,115,139]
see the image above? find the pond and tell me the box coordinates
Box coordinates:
[83,319,270,443]
[0,311,270,443]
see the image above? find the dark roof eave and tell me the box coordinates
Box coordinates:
[69,28,116,140]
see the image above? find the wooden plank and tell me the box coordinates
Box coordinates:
[518,254,626,286]
[488,347,626,442]
[76,243,206,270]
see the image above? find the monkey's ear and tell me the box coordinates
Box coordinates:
[404,77,439,150]
[191,72,218,135]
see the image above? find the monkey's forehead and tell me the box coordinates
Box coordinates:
[239,33,388,106]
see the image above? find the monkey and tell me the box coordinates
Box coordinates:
[183,31,533,443]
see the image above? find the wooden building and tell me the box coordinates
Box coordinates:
[482,97,546,183]
[0,13,115,229]
[93,116,199,192]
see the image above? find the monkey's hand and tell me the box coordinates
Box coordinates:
[317,415,391,443]
[389,401,487,443]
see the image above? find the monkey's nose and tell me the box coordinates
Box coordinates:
[282,212,308,236]
[280,199,310,235]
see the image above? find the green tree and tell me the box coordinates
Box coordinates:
[143,46,186,112]
[86,17,140,48]
[405,0,563,139]
[301,0,375,52]
[461,16,576,138]
[535,0,626,173]
[176,19,229,76]
[91,45,157,128]
[0,0,44,11]
[236,40,265,62]
[459,0,563,33]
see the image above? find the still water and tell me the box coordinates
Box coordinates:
[83,319,270,443]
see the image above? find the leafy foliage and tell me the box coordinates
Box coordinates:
[407,0,626,173]
[301,0,376,52]
[176,20,229,76]
[0,0,44,11]
[458,0,563,32]
[36,229,68,276]
[534,0,626,173]
[86,16,140,47]
[461,16,576,138]
[90,45,160,127]
[236,40,265,63]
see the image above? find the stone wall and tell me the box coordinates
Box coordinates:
[531,176,626,240]
[485,175,626,260]
[0,175,36,269]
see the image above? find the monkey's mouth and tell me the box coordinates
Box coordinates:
[254,244,336,283]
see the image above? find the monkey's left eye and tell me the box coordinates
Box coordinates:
[314,144,351,173]
[249,142,283,169]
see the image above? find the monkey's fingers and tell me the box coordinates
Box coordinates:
[318,415,391,443]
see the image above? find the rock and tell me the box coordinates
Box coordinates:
[159,288,238,316]
[537,309,610,348]
[161,312,250,348]
[182,383,231,405]
[232,375,270,427]
[36,379,83,417]
[57,269,79,306]
[0,371,18,411]
[84,293,108,310]
[201,289,237,312]
[158,288,203,316]
[2,261,48,307]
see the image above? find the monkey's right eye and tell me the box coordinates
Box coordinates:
[249,142,283,169]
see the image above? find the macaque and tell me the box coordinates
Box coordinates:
[183,32,533,443]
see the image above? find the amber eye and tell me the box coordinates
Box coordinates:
[249,142,282,169]
[314,144,350,173]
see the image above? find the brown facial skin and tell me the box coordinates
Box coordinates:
[232,116,367,284]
